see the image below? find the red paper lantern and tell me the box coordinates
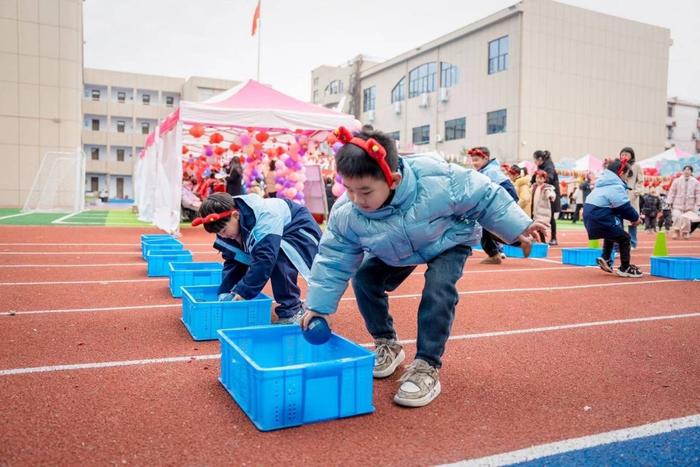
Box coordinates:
[255,131,269,143]
[181,145,189,155]
[214,146,226,156]
[229,143,241,152]
[209,132,224,144]
[189,124,205,138]
[276,146,285,156]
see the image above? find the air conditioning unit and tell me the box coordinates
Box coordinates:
[439,87,449,102]
[672,121,676,127]
[419,93,430,108]
[366,110,375,122]
[436,133,443,142]
[393,101,401,115]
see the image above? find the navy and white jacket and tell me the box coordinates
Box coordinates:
[479,158,518,202]
[583,169,639,239]
[213,195,321,298]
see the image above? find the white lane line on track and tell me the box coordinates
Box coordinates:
[0,251,216,255]
[441,414,700,467]
[0,264,653,285]
[0,243,210,246]
[0,263,146,268]
[0,277,681,316]
[1,312,698,376]
[0,304,179,316]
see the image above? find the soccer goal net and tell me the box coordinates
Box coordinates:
[22,150,86,213]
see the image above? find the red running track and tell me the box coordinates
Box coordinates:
[0,226,699,466]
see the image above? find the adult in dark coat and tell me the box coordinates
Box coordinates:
[531,150,561,245]
[226,158,243,197]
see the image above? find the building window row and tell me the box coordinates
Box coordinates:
[86,87,178,107]
[486,109,507,134]
[488,35,509,74]
[408,62,437,98]
[387,131,400,142]
[445,117,466,140]
[363,86,376,112]
[412,125,430,145]
[391,77,405,103]
[407,110,505,146]
[325,80,344,95]
[440,62,458,88]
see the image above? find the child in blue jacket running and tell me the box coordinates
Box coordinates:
[193,193,321,323]
[301,127,546,408]
[583,159,643,278]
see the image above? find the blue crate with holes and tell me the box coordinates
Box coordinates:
[147,250,192,277]
[140,234,174,252]
[142,240,183,259]
[562,247,616,266]
[503,242,548,258]
[181,285,272,340]
[218,324,375,431]
[168,262,223,298]
[650,256,700,280]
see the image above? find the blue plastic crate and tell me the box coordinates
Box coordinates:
[650,256,700,280]
[168,262,223,298]
[146,250,192,277]
[503,242,548,258]
[181,285,272,340]
[140,234,173,242]
[218,325,375,431]
[142,240,183,259]
[562,247,616,266]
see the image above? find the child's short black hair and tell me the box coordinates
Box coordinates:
[335,129,398,183]
[682,165,694,173]
[533,150,551,161]
[606,158,623,178]
[197,192,237,234]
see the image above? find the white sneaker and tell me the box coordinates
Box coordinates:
[393,359,441,408]
[373,338,405,378]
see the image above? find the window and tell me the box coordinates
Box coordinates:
[142,94,151,105]
[363,86,376,112]
[117,91,126,103]
[325,80,343,95]
[141,122,150,135]
[313,77,319,88]
[116,149,125,162]
[440,63,458,88]
[90,148,99,160]
[91,119,100,131]
[116,120,125,133]
[412,125,430,145]
[313,90,319,104]
[445,117,466,140]
[666,106,673,117]
[91,89,100,101]
[408,63,437,98]
[667,126,673,139]
[486,109,507,134]
[391,77,405,103]
[488,36,509,74]
[90,177,99,192]
[387,131,400,142]
[166,96,174,107]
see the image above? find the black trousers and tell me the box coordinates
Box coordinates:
[480,230,500,257]
[572,204,583,223]
[602,232,631,269]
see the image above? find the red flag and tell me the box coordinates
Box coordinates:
[251,0,261,36]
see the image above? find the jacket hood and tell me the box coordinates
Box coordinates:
[596,168,628,190]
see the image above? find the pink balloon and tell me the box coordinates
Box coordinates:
[240,134,252,146]
[286,188,297,198]
[295,182,304,191]
[331,183,345,197]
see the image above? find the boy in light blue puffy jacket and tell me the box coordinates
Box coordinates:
[583,159,643,278]
[301,127,545,408]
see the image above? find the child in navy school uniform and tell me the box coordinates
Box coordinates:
[192,192,321,323]
[583,159,643,278]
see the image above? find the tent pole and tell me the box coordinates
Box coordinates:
[256,2,261,81]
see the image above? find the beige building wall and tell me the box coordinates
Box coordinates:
[518,0,670,162]
[311,55,380,116]
[0,0,83,207]
[666,97,700,154]
[316,0,670,165]
[82,70,239,200]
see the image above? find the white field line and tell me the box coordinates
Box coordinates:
[1,311,698,376]
[0,277,680,316]
[0,212,34,221]
[50,211,85,224]
[0,303,179,316]
[441,414,700,467]
[0,263,653,286]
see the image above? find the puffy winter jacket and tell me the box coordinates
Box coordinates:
[479,158,518,202]
[305,153,532,314]
[583,169,639,239]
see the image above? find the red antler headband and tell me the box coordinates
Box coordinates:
[467,148,489,159]
[333,126,393,186]
[191,210,234,227]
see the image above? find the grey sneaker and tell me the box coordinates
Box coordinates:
[596,257,613,273]
[394,359,441,408]
[274,308,304,325]
[373,338,405,378]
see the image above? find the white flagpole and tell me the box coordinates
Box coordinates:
[256,1,261,81]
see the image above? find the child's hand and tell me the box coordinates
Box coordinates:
[218,293,244,302]
[523,220,548,238]
[518,234,533,257]
[631,218,642,226]
[300,309,331,330]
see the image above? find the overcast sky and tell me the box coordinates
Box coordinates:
[83,0,699,103]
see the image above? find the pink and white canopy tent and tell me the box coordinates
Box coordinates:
[574,154,603,173]
[134,80,358,233]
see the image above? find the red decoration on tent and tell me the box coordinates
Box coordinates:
[189,125,205,138]
[181,146,189,155]
[209,132,224,144]
[229,143,241,152]
[276,146,285,156]
[255,131,269,143]
[214,146,226,156]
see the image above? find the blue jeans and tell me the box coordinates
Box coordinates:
[627,224,638,248]
[351,244,471,368]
